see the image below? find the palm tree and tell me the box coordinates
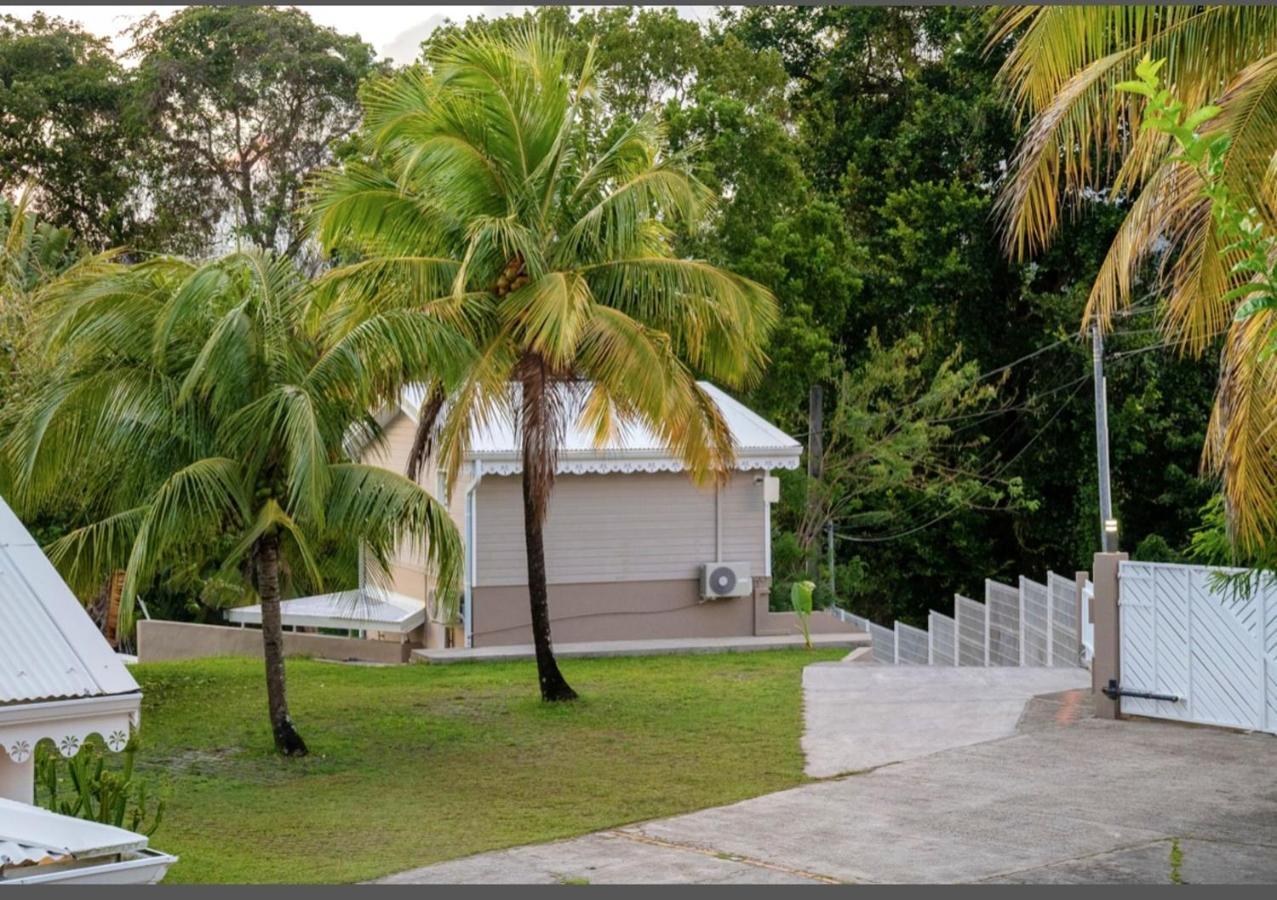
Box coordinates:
[309,27,777,701]
[0,188,86,399]
[993,6,1277,549]
[2,250,468,754]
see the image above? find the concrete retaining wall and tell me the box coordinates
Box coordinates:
[136,619,412,664]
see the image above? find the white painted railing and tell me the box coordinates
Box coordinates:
[837,570,1089,670]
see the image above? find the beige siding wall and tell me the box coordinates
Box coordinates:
[365,414,781,647]
[359,412,470,628]
[474,470,767,587]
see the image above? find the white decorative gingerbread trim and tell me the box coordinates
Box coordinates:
[0,693,141,761]
[476,455,801,477]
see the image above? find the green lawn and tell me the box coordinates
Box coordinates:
[130,650,839,883]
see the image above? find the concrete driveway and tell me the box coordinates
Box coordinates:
[382,667,1277,884]
[802,664,1090,776]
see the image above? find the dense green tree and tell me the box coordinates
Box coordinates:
[0,14,139,247]
[127,6,382,257]
[1,4,1231,631]
[770,331,1027,613]
[734,201,862,431]
[392,4,1223,623]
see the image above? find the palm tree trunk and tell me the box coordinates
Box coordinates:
[254,532,308,755]
[518,357,577,702]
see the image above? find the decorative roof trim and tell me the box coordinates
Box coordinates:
[0,693,141,762]
[476,454,801,477]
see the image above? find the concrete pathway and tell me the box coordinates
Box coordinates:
[413,631,867,664]
[383,672,1277,884]
[802,665,1090,776]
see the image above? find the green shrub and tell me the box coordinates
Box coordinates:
[36,734,164,836]
[1133,534,1183,563]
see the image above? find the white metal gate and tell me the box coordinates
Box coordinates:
[1119,560,1277,735]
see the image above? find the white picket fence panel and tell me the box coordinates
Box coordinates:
[1048,572,1085,666]
[868,621,896,664]
[836,571,1086,671]
[955,594,989,667]
[1119,561,1276,735]
[928,611,957,666]
[896,621,929,665]
[1020,576,1051,666]
[986,580,1021,666]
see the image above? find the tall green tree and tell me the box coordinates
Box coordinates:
[0,14,139,248]
[771,331,1027,618]
[2,250,467,754]
[128,6,382,257]
[311,26,777,702]
[419,7,822,428]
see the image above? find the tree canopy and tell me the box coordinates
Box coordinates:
[0,4,1229,629]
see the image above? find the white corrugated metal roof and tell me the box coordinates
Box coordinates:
[399,381,801,472]
[0,497,140,705]
[225,589,426,634]
[0,798,147,870]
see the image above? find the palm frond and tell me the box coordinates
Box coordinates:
[223,387,333,523]
[325,463,463,610]
[576,306,736,482]
[120,457,249,629]
[44,506,148,599]
[305,307,475,409]
[220,498,324,593]
[501,271,594,370]
[1204,312,1277,551]
[583,256,777,387]
[995,5,1277,256]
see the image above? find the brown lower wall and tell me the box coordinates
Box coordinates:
[471,578,862,647]
[752,581,865,637]
[473,579,752,646]
[754,609,862,637]
[137,619,411,664]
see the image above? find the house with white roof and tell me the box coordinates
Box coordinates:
[362,381,860,649]
[0,496,174,883]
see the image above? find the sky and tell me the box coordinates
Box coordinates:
[5,5,720,64]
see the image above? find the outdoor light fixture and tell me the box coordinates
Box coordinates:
[1102,518,1120,553]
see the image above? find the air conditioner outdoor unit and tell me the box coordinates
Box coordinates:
[700,562,752,600]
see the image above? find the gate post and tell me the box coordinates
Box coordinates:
[1091,552,1128,719]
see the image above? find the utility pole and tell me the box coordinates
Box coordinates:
[807,384,823,581]
[827,521,836,596]
[1091,325,1118,552]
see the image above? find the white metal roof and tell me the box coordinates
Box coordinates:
[399,381,802,476]
[0,497,140,706]
[225,589,426,634]
[0,797,147,870]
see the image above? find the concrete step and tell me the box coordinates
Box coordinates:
[413,631,870,664]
